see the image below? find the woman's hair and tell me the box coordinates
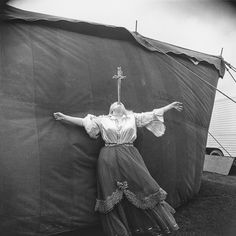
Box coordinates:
[109,102,132,116]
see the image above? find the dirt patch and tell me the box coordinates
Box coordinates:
[175,171,236,236]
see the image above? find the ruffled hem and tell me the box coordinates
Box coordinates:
[95,181,167,213]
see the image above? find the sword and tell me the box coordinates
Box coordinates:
[112,67,126,104]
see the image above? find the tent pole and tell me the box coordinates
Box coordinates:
[135,20,138,33]
[220,48,224,57]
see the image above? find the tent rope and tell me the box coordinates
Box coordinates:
[208,131,232,157]
[225,61,236,73]
[225,64,236,84]
[155,46,236,104]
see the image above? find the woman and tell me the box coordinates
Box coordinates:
[53,101,183,236]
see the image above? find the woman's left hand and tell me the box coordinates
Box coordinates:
[171,101,183,112]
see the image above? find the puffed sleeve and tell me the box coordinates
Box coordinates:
[134,108,166,137]
[82,114,100,139]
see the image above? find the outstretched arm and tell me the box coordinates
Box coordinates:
[53,112,84,126]
[161,101,183,113]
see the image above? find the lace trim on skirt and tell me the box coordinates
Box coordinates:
[95,181,167,213]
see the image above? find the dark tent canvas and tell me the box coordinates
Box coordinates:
[0,4,225,236]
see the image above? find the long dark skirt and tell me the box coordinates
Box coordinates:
[95,145,179,236]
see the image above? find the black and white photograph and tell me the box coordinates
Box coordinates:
[0,0,236,235]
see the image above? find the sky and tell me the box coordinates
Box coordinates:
[8,0,236,101]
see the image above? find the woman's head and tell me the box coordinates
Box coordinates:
[109,102,127,116]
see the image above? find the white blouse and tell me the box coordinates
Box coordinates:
[82,108,165,144]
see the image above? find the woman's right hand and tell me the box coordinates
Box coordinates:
[53,112,66,121]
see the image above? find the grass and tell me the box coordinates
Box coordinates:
[57,167,236,236]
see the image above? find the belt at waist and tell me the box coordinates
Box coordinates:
[105,143,133,147]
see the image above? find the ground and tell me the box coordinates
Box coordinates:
[174,167,236,236]
[57,167,236,236]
